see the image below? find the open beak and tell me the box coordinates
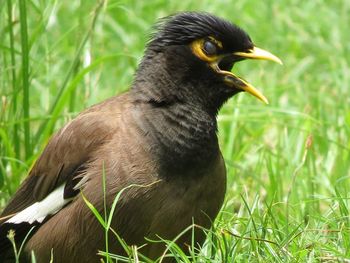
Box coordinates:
[211,46,282,104]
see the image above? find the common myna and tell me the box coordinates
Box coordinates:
[0,12,281,262]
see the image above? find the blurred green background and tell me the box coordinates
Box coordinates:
[1,0,350,261]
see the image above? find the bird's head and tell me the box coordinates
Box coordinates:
[135,12,282,112]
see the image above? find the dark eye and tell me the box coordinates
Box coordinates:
[203,40,217,56]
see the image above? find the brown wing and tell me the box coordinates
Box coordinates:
[0,95,128,260]
[0,96,123,218]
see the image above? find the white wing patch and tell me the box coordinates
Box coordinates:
[6,183,71,224]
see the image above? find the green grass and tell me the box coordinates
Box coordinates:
[1,0,350,261]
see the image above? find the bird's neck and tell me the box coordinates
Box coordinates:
[130,52,220,175]
[131,102,220,176]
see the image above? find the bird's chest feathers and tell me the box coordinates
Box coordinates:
[134,104,219,173]
[145,157,226,238]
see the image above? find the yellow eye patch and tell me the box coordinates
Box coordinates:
[208,36,223,49]
[190,37,223,62]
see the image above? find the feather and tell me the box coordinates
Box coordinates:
[6,184,71,224]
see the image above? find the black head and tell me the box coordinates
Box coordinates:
[133,12,282,114]
[149,12,253,54]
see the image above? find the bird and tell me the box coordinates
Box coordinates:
[0,12,281,263]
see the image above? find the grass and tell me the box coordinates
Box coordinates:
[1,0,350,261]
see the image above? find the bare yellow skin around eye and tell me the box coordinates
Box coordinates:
[190,37,223,62]
[208,36,223,49]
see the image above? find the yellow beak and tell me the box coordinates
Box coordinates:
[222,73,270,104]
[216,46,282,104]
[234,46,283,65]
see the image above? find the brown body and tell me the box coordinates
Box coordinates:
[1,95,226,262]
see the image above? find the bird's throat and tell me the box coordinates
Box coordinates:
[132,101,220,176]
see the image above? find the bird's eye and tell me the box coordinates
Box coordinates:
[203,40,217,56]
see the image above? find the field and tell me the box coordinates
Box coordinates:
[1,0,349,261]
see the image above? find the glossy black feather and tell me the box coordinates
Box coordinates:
[148,12,253,53]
